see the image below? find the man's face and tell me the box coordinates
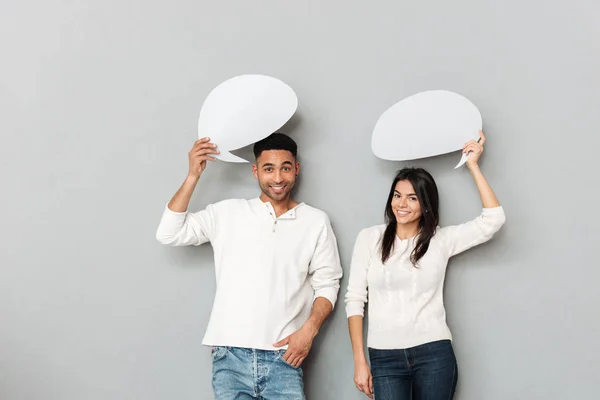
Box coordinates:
[252,150,300,202]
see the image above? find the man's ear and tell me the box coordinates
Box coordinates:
[295,161,300,176]
[252,163,258,179]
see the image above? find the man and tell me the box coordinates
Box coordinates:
[156,133,343,400]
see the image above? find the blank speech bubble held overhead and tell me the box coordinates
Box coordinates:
[198,75,298,163]
[371,90,482,163]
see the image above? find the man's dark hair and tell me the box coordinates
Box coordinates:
[253,133,297,159]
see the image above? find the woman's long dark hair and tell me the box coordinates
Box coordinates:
[380,168,440,266]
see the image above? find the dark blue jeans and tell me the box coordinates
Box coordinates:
[368,340,458,400]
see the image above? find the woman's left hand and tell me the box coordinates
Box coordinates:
[463,130,486,168]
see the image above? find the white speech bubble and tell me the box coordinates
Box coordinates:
[197,75,298,163]
[371,90,482,162]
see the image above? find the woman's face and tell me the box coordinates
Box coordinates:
[390,180,422,225]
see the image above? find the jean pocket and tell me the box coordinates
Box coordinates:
[211,346,228,362]
[368,347,386,362]
[276,350,302,370]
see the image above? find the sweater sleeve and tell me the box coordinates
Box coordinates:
[344,228,374,318]
[308,216,343,309]
[155,203,218,246]
[437,206,506,257]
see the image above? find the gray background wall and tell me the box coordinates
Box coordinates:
[2,0,599,399]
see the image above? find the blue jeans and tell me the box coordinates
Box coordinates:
[368,340,458,400]
[211,346,305,400]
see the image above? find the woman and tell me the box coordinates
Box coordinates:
[345,131,505,399]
